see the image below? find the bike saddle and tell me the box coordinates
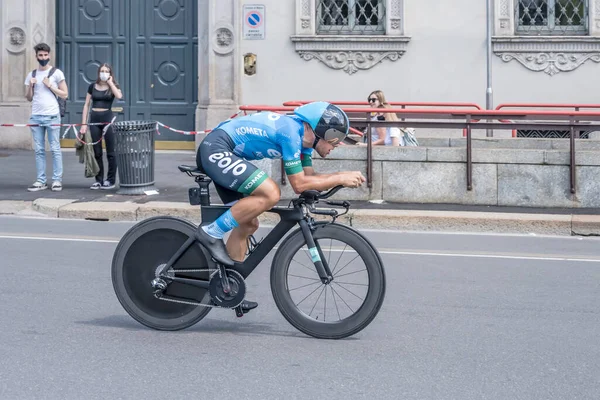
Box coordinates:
[178,165,206,177]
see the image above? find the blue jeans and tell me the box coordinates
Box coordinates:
[29,114,63,184]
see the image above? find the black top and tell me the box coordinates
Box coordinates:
[87,83,115,109]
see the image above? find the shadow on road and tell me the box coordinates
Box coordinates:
[75,314,357,340]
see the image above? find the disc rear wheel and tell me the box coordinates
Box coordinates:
[111,217,212,331]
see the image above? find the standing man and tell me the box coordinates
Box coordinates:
[24,43,68,191]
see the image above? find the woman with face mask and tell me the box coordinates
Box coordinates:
[80,63,123,189]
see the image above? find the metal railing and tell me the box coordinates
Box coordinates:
[496,103,600,138]
[283,101,483,137]
[238,104,600,195]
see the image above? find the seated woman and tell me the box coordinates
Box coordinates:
[375,104,402,146]
[360,90,401,146]
[361,89,417,147]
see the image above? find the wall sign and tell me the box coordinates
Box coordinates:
[243,4,265,40]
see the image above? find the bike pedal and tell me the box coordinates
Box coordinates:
[234,306,244,318]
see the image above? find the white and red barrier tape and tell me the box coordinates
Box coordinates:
[1,109,246,144]
[0,122,110,128]
[66,116,117,146]
[155,121,209,136]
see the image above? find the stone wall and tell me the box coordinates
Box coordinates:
[265,138,600,208]
[0,0,56,149]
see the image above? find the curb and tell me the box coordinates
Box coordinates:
[0,199,599,237]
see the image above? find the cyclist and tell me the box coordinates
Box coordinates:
[195,101,366,312]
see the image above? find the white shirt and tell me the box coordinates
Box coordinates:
[369,115,403,146]
[24,67,66,116]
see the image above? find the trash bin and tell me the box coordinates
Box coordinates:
[113,120,157,195]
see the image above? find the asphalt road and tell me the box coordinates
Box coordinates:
[1,216,599,400]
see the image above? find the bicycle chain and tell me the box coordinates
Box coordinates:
[155,268,229,309]
[168,268,214,274]
[156,294,217,308]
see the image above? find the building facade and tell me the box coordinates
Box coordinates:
[1,0,599,149]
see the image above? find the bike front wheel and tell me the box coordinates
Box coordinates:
[111,216,212,331]
[270,223,386,339]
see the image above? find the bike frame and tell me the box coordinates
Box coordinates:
[157,204,334,289]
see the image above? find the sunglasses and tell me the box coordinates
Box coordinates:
[368,97,378,103]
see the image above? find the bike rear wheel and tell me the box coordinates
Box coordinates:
[111,216,212,331]
[270,223,386,339]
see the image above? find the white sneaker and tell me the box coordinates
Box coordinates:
[101,180,116,190]
[27,181,47,192]
[51,181,63,192]
[90,182,101,190]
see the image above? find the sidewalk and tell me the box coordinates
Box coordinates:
[1,149,599,236]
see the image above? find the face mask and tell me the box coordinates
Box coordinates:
[99,72,110,82]
[37,58,49,67]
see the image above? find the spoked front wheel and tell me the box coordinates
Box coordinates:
[111,216,212,331]
[270,223,386,339]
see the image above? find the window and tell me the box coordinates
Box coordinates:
[317,0,386,35]
[292,0,409,74]
[516,0,588,35]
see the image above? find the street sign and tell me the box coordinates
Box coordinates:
[243,4,265,40]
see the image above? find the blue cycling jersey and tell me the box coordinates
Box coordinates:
[213,112,314,175]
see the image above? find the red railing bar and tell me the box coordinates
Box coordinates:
[239,105,600,118]
[497,103,600,110]
[283,100,483,109]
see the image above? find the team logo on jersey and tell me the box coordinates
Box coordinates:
[284,160,301,169]
[267,149,282,158]
[208,152,247,176]
[235,126,268,137]
[244,170,266,191]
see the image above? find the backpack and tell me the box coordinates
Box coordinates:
[32,67,67,117]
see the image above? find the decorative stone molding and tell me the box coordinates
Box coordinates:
[197,0,240,147]
[32,23,45,45]
[299,0,311,32]
[594,0,600,32]
[213,25,234,55]
[298,51,404,75]
[493,37,600,75]
[386,0,404,36]
[493,0,600,75]
[6,26,26,54]
[292,0,410,74]
[495,0,513,35]
[291,35,409,74]
[498,52,600,76]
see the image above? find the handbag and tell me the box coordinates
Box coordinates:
[400,127,419,147]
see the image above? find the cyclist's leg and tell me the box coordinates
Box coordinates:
[226,180,279,261]
[227,218,259,261]
[200,161,279,252]
[196,130,280,264]
[211,184,260,262]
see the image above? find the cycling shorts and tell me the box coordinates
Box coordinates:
[196,129,269,205]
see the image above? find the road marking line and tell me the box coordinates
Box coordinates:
[376,250,600,263]
[0,235,119,243]
[1,234,600,263]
